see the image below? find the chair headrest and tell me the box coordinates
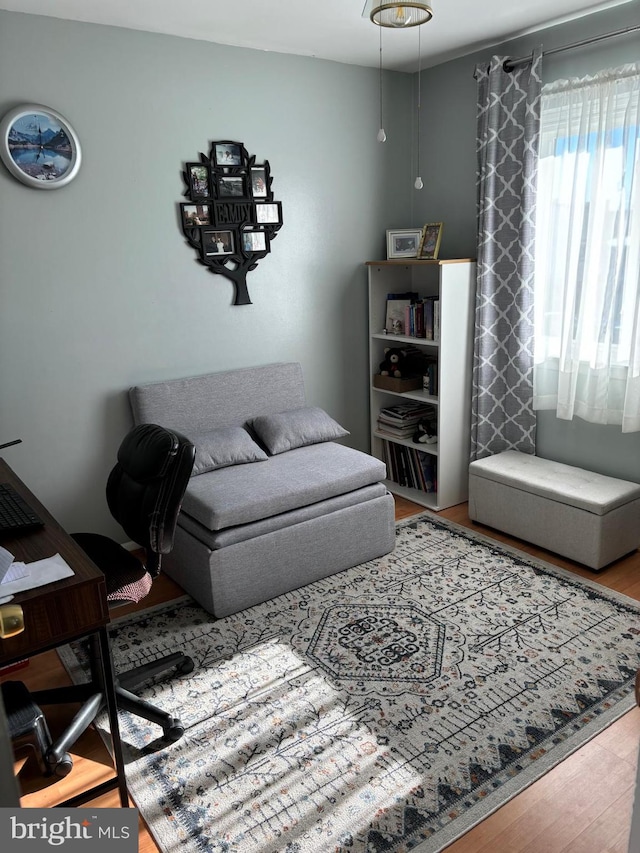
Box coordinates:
[117,424,180,482]
[107,423,195,564]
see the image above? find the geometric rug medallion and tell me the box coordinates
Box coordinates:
[61,514,640,853]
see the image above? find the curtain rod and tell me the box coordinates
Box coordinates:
[504,23,640,71]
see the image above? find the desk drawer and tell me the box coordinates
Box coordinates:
[0,580,108,664]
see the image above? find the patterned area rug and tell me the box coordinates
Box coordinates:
[61,514,640,853]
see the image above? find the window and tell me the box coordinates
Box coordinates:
[533,64,640,432]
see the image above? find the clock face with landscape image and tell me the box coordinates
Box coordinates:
[0,104,82,189]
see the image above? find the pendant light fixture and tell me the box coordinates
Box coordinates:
[363,2,433,189]
[414,24,423,189]
[377,24,386,142]
[366,2,433,28]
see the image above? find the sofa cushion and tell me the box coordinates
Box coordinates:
[251,406,349,455]
[190,426,268,475]
[181,441,387,530]
[130,362,306,434]
[178,483,389,549]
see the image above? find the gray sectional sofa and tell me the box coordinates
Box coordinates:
[129,362,396,617]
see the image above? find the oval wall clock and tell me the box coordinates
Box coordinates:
[0,104,82,189]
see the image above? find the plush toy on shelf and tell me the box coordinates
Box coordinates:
[379,347,407,378]
[413,418,438,445]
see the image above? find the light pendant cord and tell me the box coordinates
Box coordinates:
[377,24,386,142]
[414,25,423,189]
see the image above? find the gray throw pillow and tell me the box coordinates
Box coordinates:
[191,426,268,475]
[251,406,349,455]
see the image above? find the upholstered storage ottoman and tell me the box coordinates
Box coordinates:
[468,450,640,570]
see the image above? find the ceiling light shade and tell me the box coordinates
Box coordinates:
[363,2,433,28]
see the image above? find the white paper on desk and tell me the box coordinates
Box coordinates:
[1,561,29,583]
[0,545,15,582]
[0,553,74,595]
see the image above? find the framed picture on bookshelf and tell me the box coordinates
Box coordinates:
[419,222,443,259]
[385,297,412,335]
[386,228,422,259]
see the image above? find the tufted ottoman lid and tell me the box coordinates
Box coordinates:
[469,450,640,516]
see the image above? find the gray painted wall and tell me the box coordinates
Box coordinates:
[1,5,639,543]
[0,11,412,538]
[414,0,640,482]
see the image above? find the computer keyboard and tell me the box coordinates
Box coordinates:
[0,482,44,536]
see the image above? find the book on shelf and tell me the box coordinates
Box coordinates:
[376,423,414,439]
[381,439,437,493]
[378,400,435,426]
[385,297,441,341]
[377,401,437,439]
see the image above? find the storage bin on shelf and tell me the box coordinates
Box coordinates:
[373,374,422,393]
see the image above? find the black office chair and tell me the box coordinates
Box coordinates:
[31,423,196,776]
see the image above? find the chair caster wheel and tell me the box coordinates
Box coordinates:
[177,658,194,675]
[163,721,185,743]
[49,753,73,778]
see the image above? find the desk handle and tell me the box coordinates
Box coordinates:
[0,604,24,638]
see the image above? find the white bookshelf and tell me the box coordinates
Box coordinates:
[367,259,476,511]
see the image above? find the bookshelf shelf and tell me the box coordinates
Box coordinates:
[381,480,439,510]
[369,386,438,406]
[371,332,440,348]
[373,430,439,456]
[367,258,476,511]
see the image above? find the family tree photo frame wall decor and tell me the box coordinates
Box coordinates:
[179,140,283,305]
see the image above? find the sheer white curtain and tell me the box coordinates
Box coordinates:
[533,64,640,432]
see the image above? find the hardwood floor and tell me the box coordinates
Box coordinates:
[4,499,639,852]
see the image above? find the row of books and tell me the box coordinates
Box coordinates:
[384,292,440,340]
[404,297,440,340]
[377,400,437,440]
[381,440,437,493]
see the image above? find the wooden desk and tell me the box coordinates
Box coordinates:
[0,458,128,807]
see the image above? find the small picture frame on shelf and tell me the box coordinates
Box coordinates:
[386,228,423,260]
[385,296,414,335]
[202,230,235,257]
[419,222,443,259]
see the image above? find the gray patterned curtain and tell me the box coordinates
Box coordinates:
[471,51,542,461]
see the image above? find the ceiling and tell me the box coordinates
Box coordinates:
[0,0,634,72]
